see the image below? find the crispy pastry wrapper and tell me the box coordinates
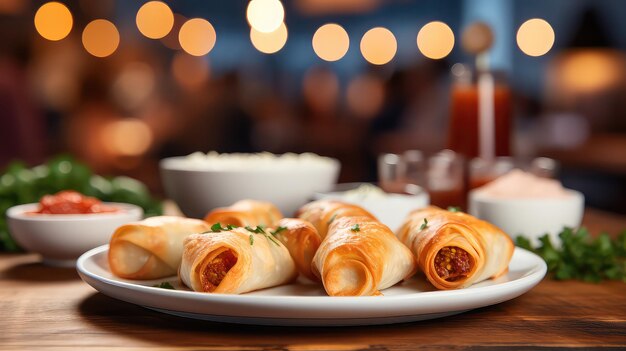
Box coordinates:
[272,218,322,281]
[108,216,210,280]
[312,216,417,296]
[204,200,283,228]
[179,228,297,294]
[397,206,514,290]
[296,200,377,240]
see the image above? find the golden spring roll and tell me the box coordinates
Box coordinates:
[271,218,322,281]
[312,216,416,296]
[296,200,377,239]
[108,216,211,280]
[204,200,283,227]
[180,227,297,293]
[397,206,514,290]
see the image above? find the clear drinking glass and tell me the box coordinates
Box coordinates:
[529,157,559,178]
[424,150,465,208]
[469,157,516,190]
[400,150,465,208]
[377,153,406,194]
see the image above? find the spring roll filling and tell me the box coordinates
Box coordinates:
[201,250,238,292]
[434,246,473,281]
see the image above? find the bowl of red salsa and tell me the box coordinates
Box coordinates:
[7,191,143,266]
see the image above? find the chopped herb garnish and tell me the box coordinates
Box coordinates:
[327,214,337,225]
[153,282,175,290]
[249,234,254,246]
[447,206,461,213]
[245,225,266,234]
[246,225,280,246]
[266,234,280,246]
[271,226,287,236]
[210,223,237,232]
[420,218,429,230]
[350,224,360,232]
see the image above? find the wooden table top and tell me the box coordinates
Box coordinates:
[1,208,625,350]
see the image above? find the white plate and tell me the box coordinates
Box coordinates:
[77,245,546,326]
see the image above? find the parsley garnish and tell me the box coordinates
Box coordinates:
[245,225,266,234]
[420,218,429,230]
[249,234,254,245]
[210,222,237,232]
[246,225,280,246]
[327,214,337,225]
[447,206,461,213]
[516,227,626,283]
[271,226,287,236]
[350,224,360,232]
[153,282,175,289]
[266,235,280,246]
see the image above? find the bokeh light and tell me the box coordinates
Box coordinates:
[112,62,156,110]
[34,2,73,41]
[517,18,555,57]
[360,27,397,65]
[302,66,339,113]
[417,21,455,59]
[172,53,211,91]
[101,119,153,157]
[312,23,349,62]
[0,0,27,15]
[461,22,493,54]
[82,19,119,57]
[550,50,624,95]
[179,18,216,56]
[250,22,288,54]
[246,0,284,33]
[136,1,174,39]
[346,74,385,119]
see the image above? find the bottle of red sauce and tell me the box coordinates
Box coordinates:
[447,65,512,159]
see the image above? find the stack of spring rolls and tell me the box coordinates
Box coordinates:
[108,199,514,296]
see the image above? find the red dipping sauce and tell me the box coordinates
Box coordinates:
[32,191,118,214]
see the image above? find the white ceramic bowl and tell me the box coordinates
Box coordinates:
[314,183,430,232]
[160,155,341,218]
[468,189,585,245]
[7,203,143,266]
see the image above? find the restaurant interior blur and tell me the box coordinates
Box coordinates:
[1,0,625,213]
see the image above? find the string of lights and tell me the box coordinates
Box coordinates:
[34,1,555,60]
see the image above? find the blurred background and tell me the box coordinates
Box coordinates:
[1,0,625,213]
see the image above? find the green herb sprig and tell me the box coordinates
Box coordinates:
[271,226,287,236]
[420,218,429,230]
[245,225,265,234]
[210,223,237,232]
[327,214,337,225]
[245,225,280,246]
[447,206,461,213]
[516,227,626,283]
[350,224,360,232]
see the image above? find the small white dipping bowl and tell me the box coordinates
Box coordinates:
[468,189,585,245]
[160,155,340,218]
[7,203,143,267]
[314,183,430,232]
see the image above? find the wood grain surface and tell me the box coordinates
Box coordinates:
[1,208,625,351]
